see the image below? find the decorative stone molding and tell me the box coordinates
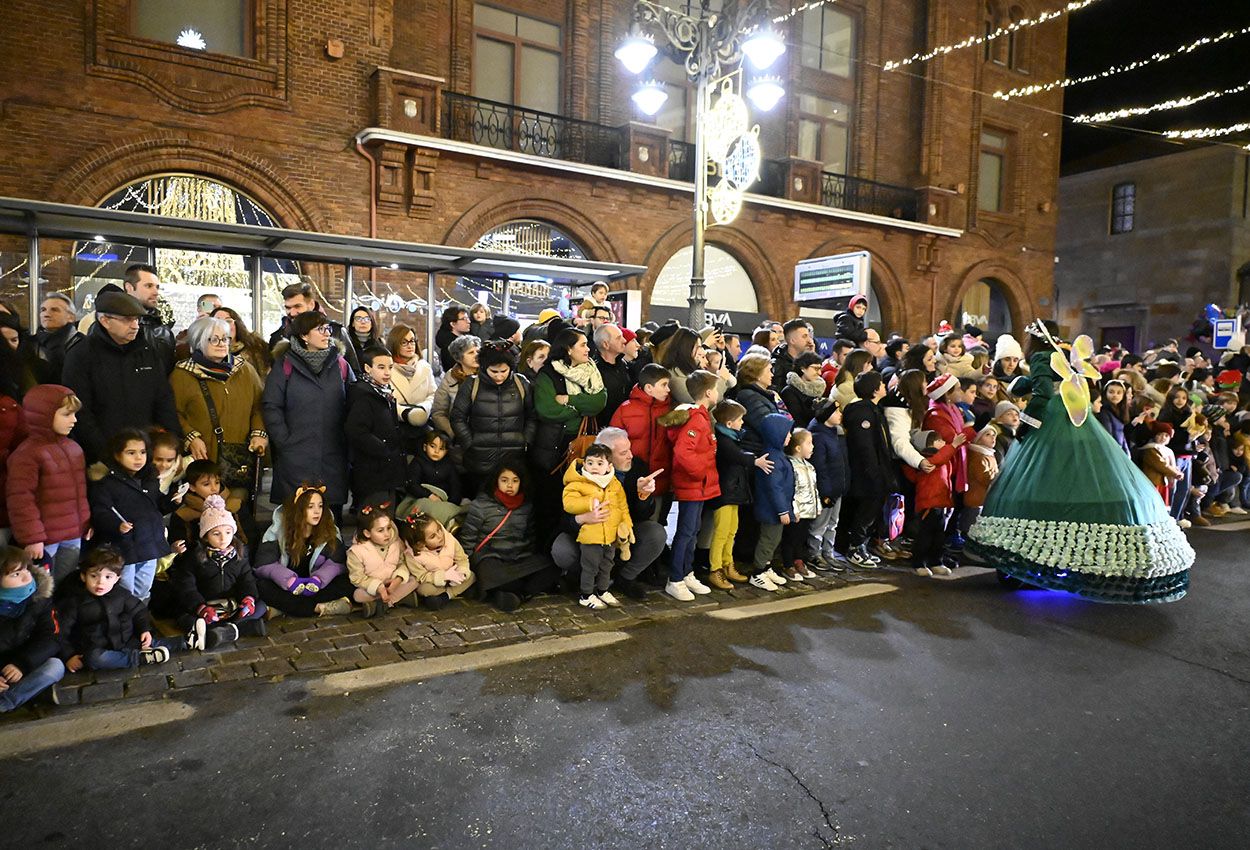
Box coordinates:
[778,157,823,205]
[371,67,444,136]
[619,122,671,179]
[86,0,290,114]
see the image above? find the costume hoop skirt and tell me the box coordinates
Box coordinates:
[967,393,1194,603]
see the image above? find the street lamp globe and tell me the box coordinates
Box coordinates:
[615,31,658,75]
[631,80,669,116]
[741,27,786,70]
[746,76,785,112]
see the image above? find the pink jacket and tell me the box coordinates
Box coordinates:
[347,540,412,596]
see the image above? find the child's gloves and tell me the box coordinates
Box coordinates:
[300,576,324,597]
[197,604,219,624]
[237,597,256,619]
[285,575,305,594]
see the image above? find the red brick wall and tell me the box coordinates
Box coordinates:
[0,0,1067,340]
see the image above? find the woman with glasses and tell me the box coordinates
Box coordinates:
[171,316,268,511]
[262,312,352,519]
[385,323,435,425]
[209,306,272,381]
[347,306,383,374]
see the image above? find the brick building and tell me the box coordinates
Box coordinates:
[0,0,1067,342]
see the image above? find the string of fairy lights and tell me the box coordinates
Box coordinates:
[1072,78,1250,125]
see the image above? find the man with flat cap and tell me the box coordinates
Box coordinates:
[61,290,182,463]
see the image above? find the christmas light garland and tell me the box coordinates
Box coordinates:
[995,25,1250,101]
[1073,78,1250,124]
[883,0,1102,71]
[1162,122,1250,141]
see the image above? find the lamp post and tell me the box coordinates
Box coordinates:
[617,0,785,329]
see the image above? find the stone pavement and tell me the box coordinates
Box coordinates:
[41,569,896,710]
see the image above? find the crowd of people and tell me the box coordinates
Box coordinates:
[1,268,1247,712]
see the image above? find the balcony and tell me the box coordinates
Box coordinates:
[438,92,921,222]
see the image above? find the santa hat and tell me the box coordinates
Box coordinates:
[926,374,958,400]
[199,494,237,539]
[936,319,953,335]
[994,334,1025,362]
[1217,369,1242,390]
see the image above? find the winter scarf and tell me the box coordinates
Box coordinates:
[394,359,418,379]
[206,546,238,571]
[715,423,743,442]
[189,350,237,382]
[785,371,827,399]
[551,359,605,396]
[364,377,395,401]
[0,580,35,617]
[495,488,524,510]
[288,336,334,374]
[581,466,615,489]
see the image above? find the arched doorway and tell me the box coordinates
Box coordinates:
[82,174,303,336]
[960,277,1013,341]
[465,220,590,321]
[650,245,762,330]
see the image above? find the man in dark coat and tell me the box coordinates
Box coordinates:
[840,371,895,567]
[122,264,177,374]
[592,323,633,423]
[770,318,814,393]
[61,291,182,463]
[34,293,81,382]
[267,282,360,375]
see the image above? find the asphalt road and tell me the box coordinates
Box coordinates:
[2,529,1247,849]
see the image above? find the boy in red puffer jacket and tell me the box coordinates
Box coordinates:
[660,370,721,602]
[903,428,972,577]
[0,393,24,546]
[5,385,90,581]
[609,363,673,498]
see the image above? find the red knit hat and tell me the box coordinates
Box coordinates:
[926,373,958,399]
[1148,421,1174,436]
[621,327,637,344]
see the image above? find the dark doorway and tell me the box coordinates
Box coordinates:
[1100,325,1136,352]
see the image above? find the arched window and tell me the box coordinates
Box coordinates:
[460,220,589,321]
[651,245,760,325]
[85,174,301,335]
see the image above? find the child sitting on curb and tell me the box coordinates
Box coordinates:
[348,501,418,617]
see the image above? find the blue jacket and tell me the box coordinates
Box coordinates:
[753,414,796,525]
[88,465,174,564]
[809,419,850,502]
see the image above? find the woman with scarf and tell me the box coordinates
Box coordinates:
[209,306,272,381]
[347,306,383,373]
[531,328,607,539]
[171,316,267,508]
[262,312,352,519]
[385,323,435,426]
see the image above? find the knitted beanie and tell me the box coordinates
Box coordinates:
[199,494,237,538]
[994,400,1020,418]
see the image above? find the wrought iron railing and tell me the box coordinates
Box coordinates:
[443,92,622,169]
[820,171,919,221]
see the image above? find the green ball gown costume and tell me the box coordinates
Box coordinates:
[967,334,1194,603]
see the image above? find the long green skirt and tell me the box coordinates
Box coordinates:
[967,394,1194,603]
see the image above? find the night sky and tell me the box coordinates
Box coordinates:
[1060,0,1250,172]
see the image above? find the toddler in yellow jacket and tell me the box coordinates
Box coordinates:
[562,443,633,610]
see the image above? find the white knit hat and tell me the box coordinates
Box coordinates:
[994,334,1024,362]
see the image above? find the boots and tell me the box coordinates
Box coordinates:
[725,563,749,583]
[707,569,733,590]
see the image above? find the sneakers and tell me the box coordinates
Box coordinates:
[315,598,353,617]
[783,566,805,582]
[578,594,607,610]
[707,570,734,590]
[1178,519,1192,529]
[205,622,239,650]
[1208,504,1229,517]
[797,562,817,580]
[761,568,788,586]
[848,546,880,568]
[914,565,934,577]
[617,578,648,600]
[725,564,750,583]
[187,619,207,652]
[597,591,621,607]
[749,572,779,591]
[140,646,171,665]
[665,581,696,602]
[930,564,953,576]
[1226,506,1248,515]
[683,573,712,595]
[822,553,849,572]
[873,540,908,561]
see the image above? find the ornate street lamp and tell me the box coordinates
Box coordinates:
[618,0,784,329]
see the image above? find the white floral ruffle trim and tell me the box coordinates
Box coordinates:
[969,516,1195,579]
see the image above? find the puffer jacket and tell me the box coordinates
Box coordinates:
[262,340,352,507]
[410,533,474,593]
[168,544,260,613]
[965,444,999,508]
[0,393,22,528]
[451,373,535,476]
[0,567,59,674]
[88,464,174,564]
[809,420,850,502]
[664,404,721,502]
[457,493,537,563]
[345,381,408,501]
[791,456,820,520]
[843,399,897,496]
[940,351,980,379]
[347,540,412,596]
[609,385,673,496]
[833,309,868,345]
[55,581,150,657]
[713,423,758,507]
[924,402,975,493]
[753,414,797,525]
[5,385,90,547]
[731,382,791,453]
[61,320,182,462]
[253,505,347,586]
[902,442,959,511]
[562,460,632,546]
[405,453,462,504]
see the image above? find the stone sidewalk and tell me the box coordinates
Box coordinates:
[41,569,898,710]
